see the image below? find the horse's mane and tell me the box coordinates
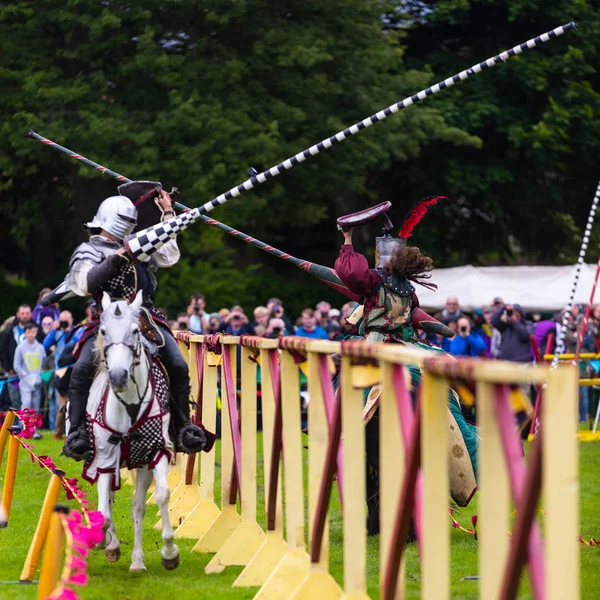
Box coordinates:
[93,330,107,374]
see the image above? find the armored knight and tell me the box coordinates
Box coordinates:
[334,198,479,522]
[51,183,209,460]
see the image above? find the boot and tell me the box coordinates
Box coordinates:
[176,421,216,454]
[171,389,216,454]
[62,424,92,462]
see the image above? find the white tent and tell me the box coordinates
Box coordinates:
[416,263,600,312]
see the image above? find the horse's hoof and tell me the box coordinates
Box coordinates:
[161,554,180,570]
[105,547,121,562]
[129,566,146,573]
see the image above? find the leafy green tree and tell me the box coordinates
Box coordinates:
[0,0,476,318]
[384,0,600,266]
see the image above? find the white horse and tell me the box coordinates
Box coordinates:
[85,290,179,572]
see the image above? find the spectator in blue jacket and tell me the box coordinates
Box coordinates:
[450,317,487,357]
[295,309,328,340]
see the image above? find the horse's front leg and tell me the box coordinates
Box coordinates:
[97,472,120,562]
[130,467,153,572]
[153,455,180,570]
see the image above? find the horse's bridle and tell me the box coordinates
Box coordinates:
[101,329,151,413]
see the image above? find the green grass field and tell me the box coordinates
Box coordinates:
[1,435,600,600]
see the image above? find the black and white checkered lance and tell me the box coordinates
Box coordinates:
[122,22,575,262]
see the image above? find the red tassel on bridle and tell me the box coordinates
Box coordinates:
[399,196,447,239]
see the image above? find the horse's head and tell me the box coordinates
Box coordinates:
[99,290,144,393]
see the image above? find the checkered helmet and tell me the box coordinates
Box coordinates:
[84,195,138,240]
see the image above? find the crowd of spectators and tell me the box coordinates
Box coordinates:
[3,286,600,435]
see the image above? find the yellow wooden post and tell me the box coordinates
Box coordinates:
[206,345,265,572]
[290,349,343,600]
[179,343,220,539]
[477,381,509,600]
[0,434,20,527]
[155,335,192,512]
[193,341,241,552]
[421,371,449,600]
[235,345,287,587]
[20,470,64,581]
[543,366,579,600]
[379,363,404,600]
[340,355,370,600]
[167,337,201,527]
[255,350,310,599]
[0,411,16,473]
[37,507,67,599]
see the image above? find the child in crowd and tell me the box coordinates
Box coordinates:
[13,322,46,439]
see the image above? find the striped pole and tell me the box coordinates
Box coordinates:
[26,130,189,212]
[553,178,600,365]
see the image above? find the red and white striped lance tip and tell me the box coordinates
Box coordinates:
[399,196,448,239]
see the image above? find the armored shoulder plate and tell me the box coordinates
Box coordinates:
[68,239,119,268]
[376,269,415,297]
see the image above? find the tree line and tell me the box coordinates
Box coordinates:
[1,0,599,318]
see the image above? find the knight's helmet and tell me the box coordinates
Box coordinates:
[84,195,138,241]
[337,196,446,268]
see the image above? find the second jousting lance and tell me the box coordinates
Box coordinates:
[113,22,575,262]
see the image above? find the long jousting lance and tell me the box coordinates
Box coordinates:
[30,22,575,264]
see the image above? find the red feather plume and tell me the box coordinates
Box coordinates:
[399,196,447,239]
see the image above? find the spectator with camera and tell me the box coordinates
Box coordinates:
[43,311,80,362]
[491,303,532,362]
[207,313,222,334]
[267,299,295,334]
[315,301,332,328]
[174,313,190,331]
[449,316,487,357]
[265,317,289,338]
[187,294,210,334]
[219,307,254,336]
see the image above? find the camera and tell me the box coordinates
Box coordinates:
[193,303,201,313]
[178,321,188,330]
[506,309,513,317]
[272,327,282,336]
[59,320,69,329]
[460,326,468,334]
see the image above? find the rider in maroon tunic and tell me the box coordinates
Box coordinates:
[334,200,441,345]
